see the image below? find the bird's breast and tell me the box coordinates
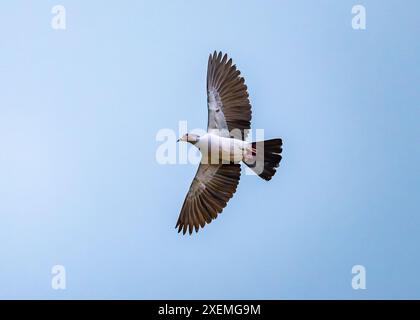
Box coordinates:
[197,134,246,165]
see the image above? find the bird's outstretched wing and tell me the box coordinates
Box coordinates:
[207,51,252,140]
[176,164,241,234]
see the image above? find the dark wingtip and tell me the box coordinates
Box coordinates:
[176,224,182,233]
[222,53,228,63]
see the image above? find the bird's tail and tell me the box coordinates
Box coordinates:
[243,138,283,181]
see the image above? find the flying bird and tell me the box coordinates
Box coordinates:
[176,51,283,234]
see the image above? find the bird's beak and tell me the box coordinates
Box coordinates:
[177,138,180,142]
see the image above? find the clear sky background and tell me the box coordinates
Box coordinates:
[0,0,419,299]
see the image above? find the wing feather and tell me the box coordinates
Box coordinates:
[207,52,252,140]
[176,164,241,234]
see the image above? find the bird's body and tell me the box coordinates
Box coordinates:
[176,51,283,235]
[195,133,250,164]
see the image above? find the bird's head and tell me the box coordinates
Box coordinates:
[177,133,200,144]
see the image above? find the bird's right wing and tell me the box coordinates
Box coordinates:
[176,163,241,234]
[207,51,252,140]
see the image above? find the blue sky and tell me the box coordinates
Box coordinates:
[0,0,419,299]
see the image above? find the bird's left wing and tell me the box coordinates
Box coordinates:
[207,51,252,140]
[176,163,241,234]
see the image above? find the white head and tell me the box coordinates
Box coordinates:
[177,133,200,144]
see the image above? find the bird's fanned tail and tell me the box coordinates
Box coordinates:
[244,139,283,181]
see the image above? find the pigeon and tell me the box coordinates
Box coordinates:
[176,51,283,235]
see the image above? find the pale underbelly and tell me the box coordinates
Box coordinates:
[197,135,249,165]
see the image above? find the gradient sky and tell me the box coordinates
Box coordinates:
[0,0,419,299]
